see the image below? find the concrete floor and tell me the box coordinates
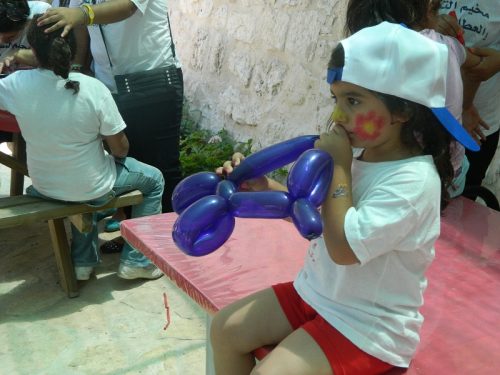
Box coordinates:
[0,143,206,375]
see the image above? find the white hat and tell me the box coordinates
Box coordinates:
[327,22,479,151]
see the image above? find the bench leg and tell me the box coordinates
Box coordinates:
[9,133,26,196]
[48,218,79,298]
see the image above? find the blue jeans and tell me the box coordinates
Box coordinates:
[27,157,164,268]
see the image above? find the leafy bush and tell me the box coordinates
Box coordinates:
[179,101,289,185]
[179,104,253,177]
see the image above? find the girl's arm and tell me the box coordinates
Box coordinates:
[315,127,358,265]
[103,131,129,159]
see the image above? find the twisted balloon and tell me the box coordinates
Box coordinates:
[171,135,334,256]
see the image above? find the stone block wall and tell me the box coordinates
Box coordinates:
[169,0,346,149]
[168,0,499,199]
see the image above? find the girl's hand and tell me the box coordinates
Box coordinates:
[215,153,269,191]
[434,14,463,40]
[0,55,15,73]
[315,125,352,168]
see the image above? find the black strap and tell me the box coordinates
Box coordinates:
[99,5,176,69]
[165,10,176,58]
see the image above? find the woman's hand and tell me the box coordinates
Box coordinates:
[37,7,85,37]
[315,125,352,169]
[463,105,490,143]
[215,153,269,191]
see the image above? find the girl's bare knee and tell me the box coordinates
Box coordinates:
[210,309,238,350]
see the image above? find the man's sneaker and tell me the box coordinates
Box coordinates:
[75,266,94,281]
[117,264,163,280]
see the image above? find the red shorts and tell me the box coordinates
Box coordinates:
[272,282,395,375]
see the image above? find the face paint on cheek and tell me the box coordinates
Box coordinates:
[353,111,385,140]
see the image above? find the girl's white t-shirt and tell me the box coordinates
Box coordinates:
[0,69,126,201]
[294,155,441,367]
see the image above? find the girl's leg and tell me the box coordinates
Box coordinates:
[252,328,331,375]
[113,157,164,268]
[210,288,295,375]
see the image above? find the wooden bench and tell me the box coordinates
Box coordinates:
[0,190,143,298]
[120,197,500,374]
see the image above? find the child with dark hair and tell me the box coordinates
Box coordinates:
[345,0,483,199]
[210,23,478,375]
[0,15,165,281]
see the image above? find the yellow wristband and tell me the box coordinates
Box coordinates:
[81,4,95,25]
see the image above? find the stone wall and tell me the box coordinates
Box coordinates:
[169,0,346,149]
[168,0,499,199]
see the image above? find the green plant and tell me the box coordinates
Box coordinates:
[179,101,289,184]
[179,104,253,177]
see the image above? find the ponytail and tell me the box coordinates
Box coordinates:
[27,14,79,94]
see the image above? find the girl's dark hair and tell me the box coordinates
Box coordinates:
[344,0,434,36]
[328,44,453,209]
[0,0,30,32]
[27,14,79,94]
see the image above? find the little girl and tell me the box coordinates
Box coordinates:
[0,16,164,281]
[344,0,482,198]
[211,22,477,375]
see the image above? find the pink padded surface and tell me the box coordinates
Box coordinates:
[121,197,500,374]
[0,110,20,133]
[121,215,308,312]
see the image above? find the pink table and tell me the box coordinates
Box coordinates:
[0,110,27,195]
[121,197,500,374]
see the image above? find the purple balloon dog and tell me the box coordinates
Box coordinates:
[171,135,334,256]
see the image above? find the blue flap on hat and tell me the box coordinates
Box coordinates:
[327,68,343,84]
[431,107,480,151]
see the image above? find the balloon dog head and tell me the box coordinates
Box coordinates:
[171,135,334,256]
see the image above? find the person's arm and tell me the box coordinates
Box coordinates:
[38,0,138,36]
[465,47,500,82]
[460,48,500,142]
[103,131,129,159]
[0,49,39,72]
[315,126,357,265]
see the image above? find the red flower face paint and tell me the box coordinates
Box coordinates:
[353,111,385,140]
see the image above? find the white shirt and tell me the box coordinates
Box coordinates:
[0,69,126,201]
[0,1,51,62]
[294,155,441,367]
[77,0,179,92]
